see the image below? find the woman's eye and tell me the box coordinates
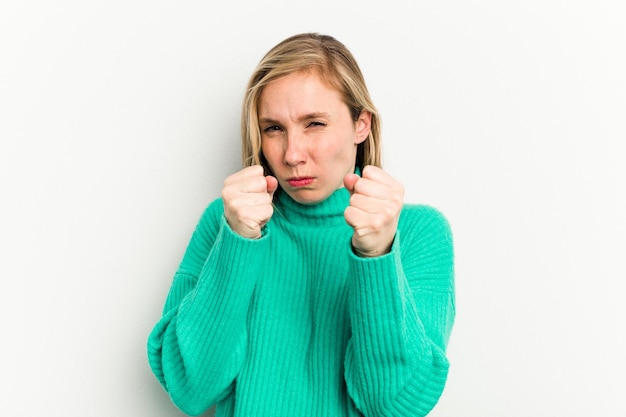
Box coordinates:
[307,121,326,128]
[263,125,282,133]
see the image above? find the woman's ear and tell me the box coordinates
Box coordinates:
[354,111,372,145]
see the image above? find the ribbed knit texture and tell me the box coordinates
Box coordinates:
[147,187,455,417]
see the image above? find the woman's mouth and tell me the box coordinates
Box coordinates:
[287,177,314,187]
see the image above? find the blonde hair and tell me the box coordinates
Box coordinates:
[241,33,382,173]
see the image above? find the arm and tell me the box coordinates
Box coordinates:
[344,206,455,416]
[147,199,269,416]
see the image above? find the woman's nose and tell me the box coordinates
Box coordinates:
[283,133,307,166]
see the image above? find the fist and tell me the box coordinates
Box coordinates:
[222,165,278,239]
[343,166,404,257]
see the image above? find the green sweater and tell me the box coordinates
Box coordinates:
[147,187,455,416]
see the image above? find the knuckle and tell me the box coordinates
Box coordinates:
[369,216,384,231]
[249,165,264,175]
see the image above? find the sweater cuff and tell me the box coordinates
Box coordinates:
[198,215,269,294]
[347,231,426,364]
[178,216,269,345]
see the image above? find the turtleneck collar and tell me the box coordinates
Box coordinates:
[273,187,351,227]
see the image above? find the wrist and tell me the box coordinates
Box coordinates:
[351,243,392,258]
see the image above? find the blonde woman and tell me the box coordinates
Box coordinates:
[148,33,455,417]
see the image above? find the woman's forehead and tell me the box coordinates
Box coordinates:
[258,72,345,118]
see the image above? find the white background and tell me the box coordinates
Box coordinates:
[1,1,625,416]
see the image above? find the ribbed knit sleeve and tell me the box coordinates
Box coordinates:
[344,205,455,416]
[147,199,269,416]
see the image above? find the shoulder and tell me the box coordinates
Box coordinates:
[397,205,454,287]
[398,204,454,257]
[399,204,452,238]
[191,198,225,241]
[203,197,225,219]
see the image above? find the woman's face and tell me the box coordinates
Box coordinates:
[259,71,371,205]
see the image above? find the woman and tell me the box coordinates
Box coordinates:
[147,33,455,416]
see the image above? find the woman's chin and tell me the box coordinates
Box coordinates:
[283,188,329,205]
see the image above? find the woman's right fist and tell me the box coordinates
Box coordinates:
[222,165,278,239]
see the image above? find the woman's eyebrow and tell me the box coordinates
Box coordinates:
[258,117,279,125]
[299,112,331,121]
[259,112,331,125]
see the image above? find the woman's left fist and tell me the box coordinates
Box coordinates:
[343,165,405,258]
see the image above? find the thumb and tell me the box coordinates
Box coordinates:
[343,173,359,194]
[266,175,279,197]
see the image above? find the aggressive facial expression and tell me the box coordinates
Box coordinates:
[259,71,371,205]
